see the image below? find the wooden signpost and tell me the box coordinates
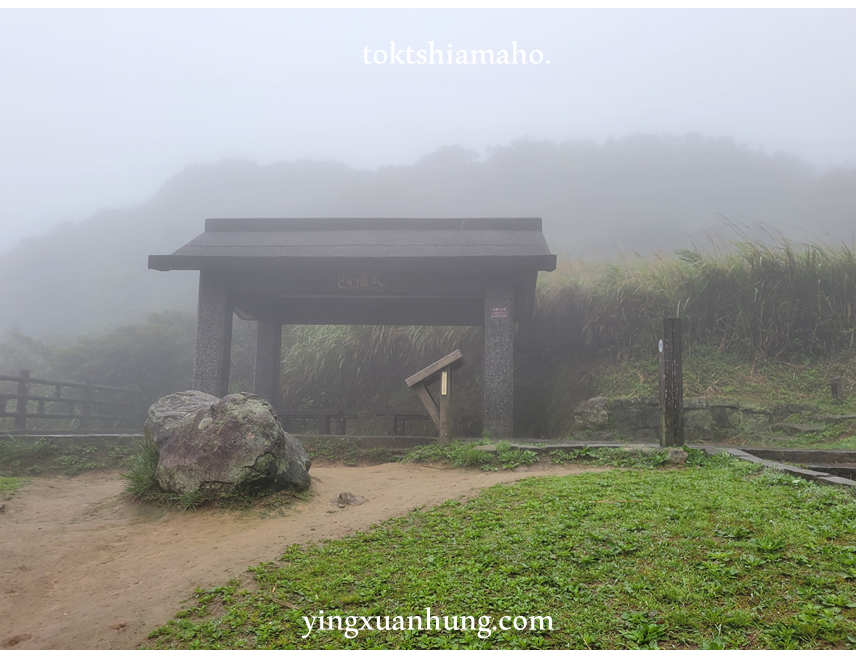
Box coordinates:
[831,376,844,403]
[659,318,684,447]
[405,350,464,447]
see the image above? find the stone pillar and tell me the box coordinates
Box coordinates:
[254,320,283,412]
[192,270,233,397]
[483,278,514,438]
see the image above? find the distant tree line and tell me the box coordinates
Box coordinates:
[1,133,855,337]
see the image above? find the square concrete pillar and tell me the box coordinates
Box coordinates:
[483,279,514,438]
[254,320,283,413]
[192,270,233,397]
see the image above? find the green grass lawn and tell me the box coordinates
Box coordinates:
[146,452,856,650]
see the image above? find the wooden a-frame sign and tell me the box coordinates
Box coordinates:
[405,350,464,447]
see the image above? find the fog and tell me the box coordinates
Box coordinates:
[2,8,855,253]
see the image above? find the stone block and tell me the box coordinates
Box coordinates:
[639,405,661,428]
[742,411,774,432]
[739,400,772,414]
[787,403,818,414]
[611,405,644,436]
[684,409,713,430]
[711,406,739,429]
[709,399,740,409]
[573,396,610,431]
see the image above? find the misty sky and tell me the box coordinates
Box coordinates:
[1,8,855,252]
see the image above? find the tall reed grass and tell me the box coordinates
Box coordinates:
[278,237,856,411]
[544,238,856,358]
[278,324,481,409]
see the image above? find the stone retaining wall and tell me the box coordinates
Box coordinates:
[573,397,817,442]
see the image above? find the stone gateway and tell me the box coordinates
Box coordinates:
[149,218,556,438]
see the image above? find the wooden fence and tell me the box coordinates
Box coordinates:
[0,369,138,432]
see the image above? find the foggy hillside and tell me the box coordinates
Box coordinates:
[2,133,855,338]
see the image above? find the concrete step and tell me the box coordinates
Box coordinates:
[742,448,856,464]
[807,465,856,479]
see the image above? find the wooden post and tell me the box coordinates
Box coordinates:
[318,415,331,435]
[14,369,30,430]
[831,377,844,403]
[80,379,93,430]
[385,414,397,436]
[659,318,684,447]
[438,370,453,447]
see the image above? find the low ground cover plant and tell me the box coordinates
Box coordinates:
[400,440,538,471]
[0,475,28,497]
[146,452,856,650]
[0,436,137,476]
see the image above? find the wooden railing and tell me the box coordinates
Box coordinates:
[0,369,138,432]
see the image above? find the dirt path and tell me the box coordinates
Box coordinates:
[0,461,602,650]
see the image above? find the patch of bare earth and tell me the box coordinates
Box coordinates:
[0,461,603,650]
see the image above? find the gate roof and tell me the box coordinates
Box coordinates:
[148,218,556,273]
[148,218,555,326]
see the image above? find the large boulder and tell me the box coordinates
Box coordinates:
[151,391,311,496]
